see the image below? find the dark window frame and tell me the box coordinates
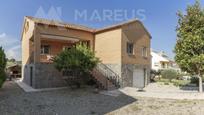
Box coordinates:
[127,42,134,55]
[41,45,50,54]
[142,47,148,57]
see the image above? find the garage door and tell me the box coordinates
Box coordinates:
[133,69,145,88]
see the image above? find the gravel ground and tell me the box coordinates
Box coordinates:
[0,81,135,115]
[119,83,204,100]
[108,97,204,115]
[1,81,204,115]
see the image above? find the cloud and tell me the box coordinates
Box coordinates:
[0,33,6,38]
[7,45,21,61]
[0,33,21,60]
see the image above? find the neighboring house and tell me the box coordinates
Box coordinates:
[21,16,151,89]
[6,64,21,78]
[6,60,22,78]
[151,50,180,72]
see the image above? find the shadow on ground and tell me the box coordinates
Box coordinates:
[0,81,137,115]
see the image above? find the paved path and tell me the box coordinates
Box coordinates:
[15,79,68,92]
[120,83,204,100]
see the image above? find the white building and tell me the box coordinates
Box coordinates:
[151,50,180,72]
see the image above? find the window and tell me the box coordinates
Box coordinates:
[41,45,50,54]
[127,42,134,54]
[142,47,148,57]
[63,46,71,51]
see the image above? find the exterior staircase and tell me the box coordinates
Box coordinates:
[91,63,120,90]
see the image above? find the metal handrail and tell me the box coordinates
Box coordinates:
[95,63,120,88]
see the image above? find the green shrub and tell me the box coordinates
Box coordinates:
[164,82,169,85]
[171,79,190,87]
[190,76,199,86]
[53,43,99,88]
[155,78,170,82]
[161,69,178,81]
[0,70,6,88]
[0,47,7,88]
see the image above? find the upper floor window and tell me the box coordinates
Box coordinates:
[41,45,50,54]
[127,42,134,54]
[142,47,148,57]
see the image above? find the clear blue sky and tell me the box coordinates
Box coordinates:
[0,0,203,60]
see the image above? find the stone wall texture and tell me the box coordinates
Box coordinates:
[23,63,67,89]
[121,64,151,88]
[103,63,150,88]
[22,63,150,89]
[34,63,67,89]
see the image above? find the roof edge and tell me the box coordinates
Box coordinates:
[23,16,152,38]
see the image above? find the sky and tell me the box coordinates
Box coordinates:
[0,0,203,61]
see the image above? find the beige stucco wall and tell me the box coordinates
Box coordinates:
[22,18,35,65]
[94,28,122,64]
[121,22,151,66]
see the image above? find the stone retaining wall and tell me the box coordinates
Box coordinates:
[22,63,66,89]
[33,63,66,89]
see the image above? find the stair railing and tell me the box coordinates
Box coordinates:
[95,63,120,88]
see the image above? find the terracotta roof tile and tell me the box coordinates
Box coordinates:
[26,16,95,32]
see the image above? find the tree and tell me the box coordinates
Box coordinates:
[53,43,100,87]
[175,1,204,92]
[0,47,7,88]
[0,47,6,71]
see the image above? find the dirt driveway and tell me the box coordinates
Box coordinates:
[1,81,204,115]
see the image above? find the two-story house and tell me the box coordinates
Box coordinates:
[21,16,151,90]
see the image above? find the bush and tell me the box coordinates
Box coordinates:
[164,82,169,85]
[0,47,7,88]
[0,70,6,88]
[190,76,199,86]
[161,69,178,81]
[155,78,170,82]
[53,43,100,88]
[171,79,190,87]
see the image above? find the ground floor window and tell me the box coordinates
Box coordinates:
[41,45,50,54]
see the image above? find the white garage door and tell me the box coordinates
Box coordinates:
[133,69,145,88]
